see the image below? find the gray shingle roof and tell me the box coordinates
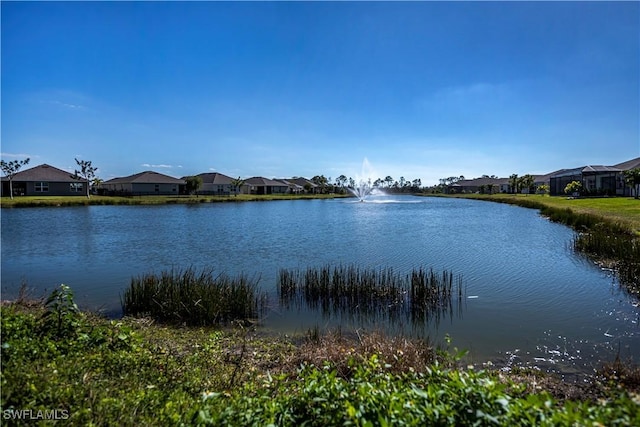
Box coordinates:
[614,157,640,171]
[277,179,304,190]
[104,171,185,185]
[1,164,80,182]
[455,177,507,187]
[245,177,289,186]
[582,165,621,173]
[289,177,318,188]
[193,172,235,185]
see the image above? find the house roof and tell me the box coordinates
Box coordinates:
[1,163,80,182]
[104,171,185,185]
[454,177,507,187]
[245,177,289,186]
[549,167,585,178]
[549,158,639,178]
[536,169,564,182]
[276,179,304,190]
[193,172,235,185]
[289,177,318,188]
[614,157,640,171]
[582,165,621,173]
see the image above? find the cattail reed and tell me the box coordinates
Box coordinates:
[278,264,463,325]
[122,267,267,326]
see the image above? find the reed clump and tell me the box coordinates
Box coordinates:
[122,267,267,326]
[574,225,640,294]
[279,264,462,325]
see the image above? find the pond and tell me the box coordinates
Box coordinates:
[2,196,637,377]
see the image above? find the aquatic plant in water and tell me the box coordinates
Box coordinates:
[278,264,463,326]
[122,267,267,326]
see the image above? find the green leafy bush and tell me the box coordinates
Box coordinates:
[196,355,640,426]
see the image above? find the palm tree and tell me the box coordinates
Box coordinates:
[519,174,535,194]
[91,177,104,195]
[486,183,494,194]
[509,174,519,194]
[312,175,328,193]
[230,177,245,197]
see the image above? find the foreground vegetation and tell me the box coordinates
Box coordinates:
[2,286,639,426]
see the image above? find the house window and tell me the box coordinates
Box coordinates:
[35,182,49,192]
[70,183,84,192]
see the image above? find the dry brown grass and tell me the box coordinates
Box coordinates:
[282,328,438,378]
[599,356,640,392]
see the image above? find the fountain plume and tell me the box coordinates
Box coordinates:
[349,157,380,202]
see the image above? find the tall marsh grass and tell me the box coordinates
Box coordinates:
[574,226,640,294]
[122,267,267,325]
[279,264,463,325]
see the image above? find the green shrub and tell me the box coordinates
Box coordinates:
[196,356,640,426]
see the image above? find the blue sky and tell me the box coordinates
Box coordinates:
[2,2,638,185]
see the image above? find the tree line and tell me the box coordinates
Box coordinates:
[310,174,424,194]
[4,156,640,199]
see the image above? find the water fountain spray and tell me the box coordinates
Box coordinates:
[348,157,378,202]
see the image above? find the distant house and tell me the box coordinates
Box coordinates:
[548,157,640,196]
[447,177,506,194]
[548,167,583,196]
[288,177,320,194]
[614,157,640,197]
[102,171,185,195]
[194,172,240,195]
[581,165,621,195]
[1,163,85,197]
[243,177,289,195]
[533,172,556,193]
[276,179,305,194]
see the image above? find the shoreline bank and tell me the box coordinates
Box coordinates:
[424,194,640,296]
